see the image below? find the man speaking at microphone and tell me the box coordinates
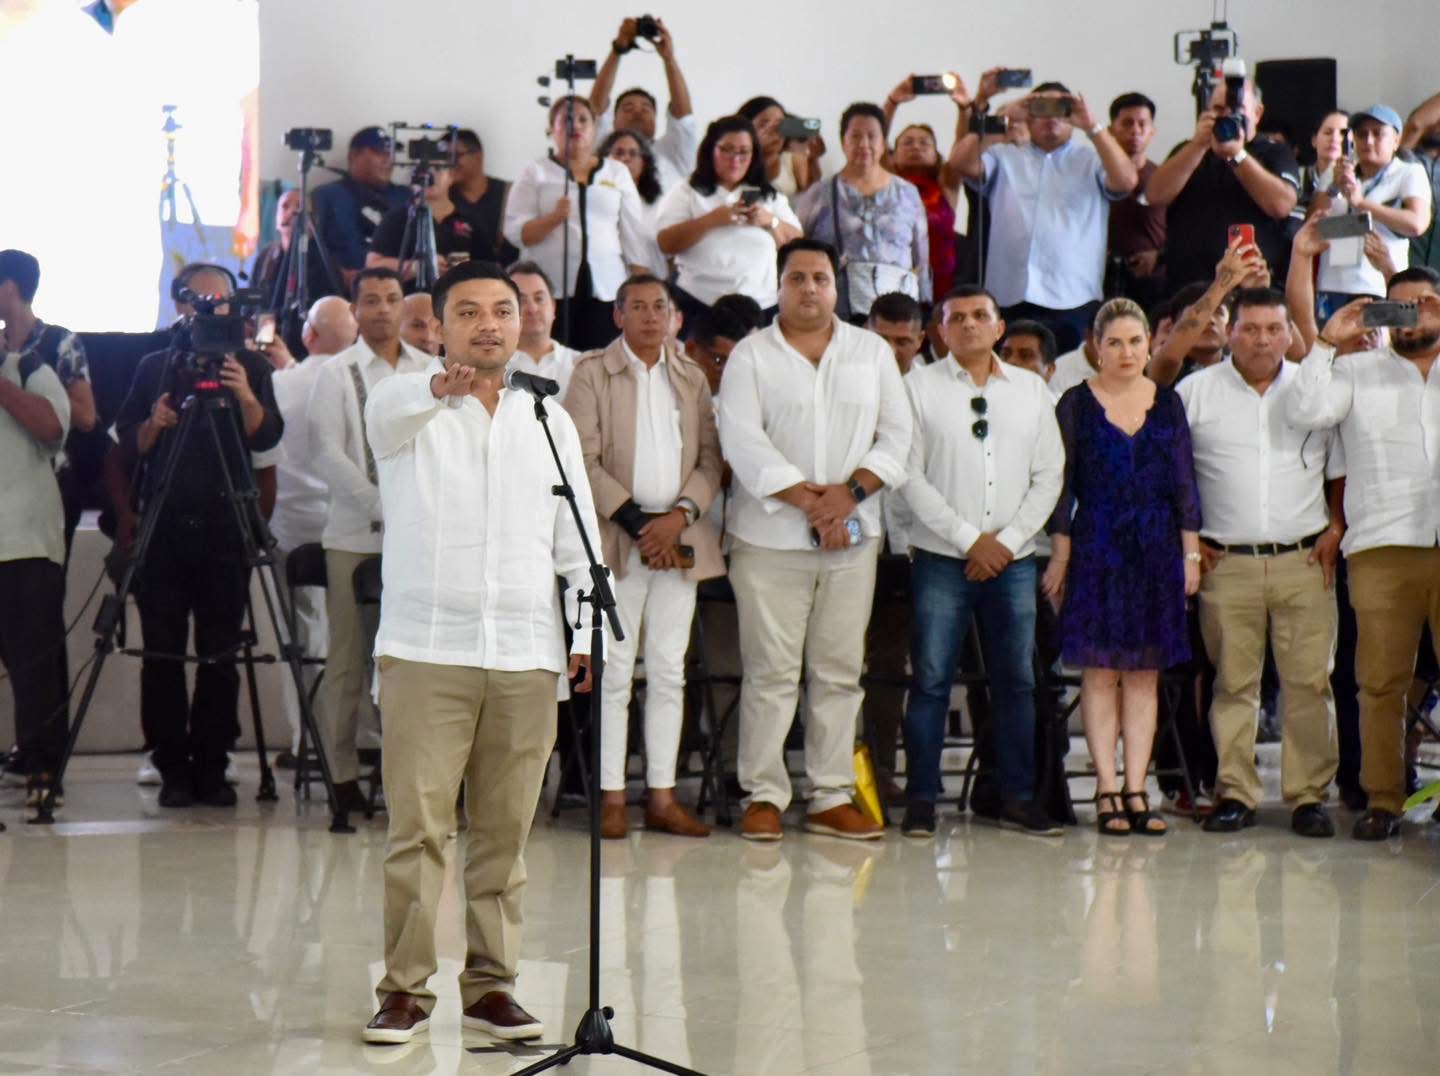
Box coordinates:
[361,259,601,1046]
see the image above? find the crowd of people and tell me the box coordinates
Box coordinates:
[3,18,1440,847]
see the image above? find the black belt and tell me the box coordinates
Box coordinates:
[1201,531,1323,557]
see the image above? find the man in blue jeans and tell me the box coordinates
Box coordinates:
[899,285,1066,837]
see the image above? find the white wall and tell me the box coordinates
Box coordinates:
[256,0,1430,185]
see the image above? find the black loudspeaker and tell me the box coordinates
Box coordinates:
[1254,58,1337,165]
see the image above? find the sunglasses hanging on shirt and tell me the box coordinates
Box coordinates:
[970,396,989,441]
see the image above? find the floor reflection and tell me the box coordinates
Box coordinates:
[0,757,1438,1074]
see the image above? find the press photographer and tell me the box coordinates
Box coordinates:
[110,264,284,808]
[313,126,410,293]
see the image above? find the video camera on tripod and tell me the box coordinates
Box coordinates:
[389,122,460,186]
[171,286,265,371]
[1173,18,1240,121]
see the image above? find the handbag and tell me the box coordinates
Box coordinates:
[829,176,920,318]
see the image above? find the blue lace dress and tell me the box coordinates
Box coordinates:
[1049,382,1202,670]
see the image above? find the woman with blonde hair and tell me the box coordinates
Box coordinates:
[1043,298,1203,836]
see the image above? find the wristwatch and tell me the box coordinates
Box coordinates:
[1228,149,1249,167]
[768,216,780,232]
[1184,552,1203,563]
[673,498,700,526]
[847,479,868,504]
[1088,123,1104,137]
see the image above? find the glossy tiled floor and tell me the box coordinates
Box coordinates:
[1,753,1438,1075]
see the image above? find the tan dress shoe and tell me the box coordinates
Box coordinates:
[600,802,629,839]
[740,801,783,841]
[643,800,712,837]
[804,803,884,840]
[363,992,430,1044]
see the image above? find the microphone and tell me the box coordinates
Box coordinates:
[505,368,561,399]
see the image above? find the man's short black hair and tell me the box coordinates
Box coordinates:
[1166,282,1210,320]
[0,249,42,304]
[868,292,924,327]
[616,87,658,112]
[776,238,840,281]
[1109,92,1156,122]
[1389,266,1440,293]
[453,128,483,155]
[1001,319,1058,363]
[711,293,764,334]
[616,273,670,307]
[690,303,752,347]
[1231,287,1288,315]
[431,260,519,322]
[506,259,556,298]
[840,101,889,139]
[1033,81,1071,96]
[938,284,1001,316]
[351,266,403,301]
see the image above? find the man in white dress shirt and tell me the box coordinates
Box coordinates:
[1179,288,1343,838]
[900,285,1065,839]
[506,261,581,401]
[268,296,356,756]
[589,16,698,194]
[361,260,598,1045]
[308,268,430,811]
[1288,268,1440,840]
[719,238,912,841]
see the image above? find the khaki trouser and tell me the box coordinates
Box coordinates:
[319,549,380,783]
[729,536,878,814]
[1198,547,1337,809]
[1347,546,1440,814]
[374,656,558,1011]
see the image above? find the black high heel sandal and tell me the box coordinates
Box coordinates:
[1122,790,1167,836]
[1097,791,1131,836]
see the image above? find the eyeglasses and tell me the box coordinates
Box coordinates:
[970,396,989,440]
[715,145,754,158]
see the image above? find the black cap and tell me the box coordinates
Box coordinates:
[349,126,391,153]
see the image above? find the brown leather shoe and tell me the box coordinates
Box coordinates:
[363,992,430,1045]
[644,800,712,838]
[805,803,884,841]
[334,779,369,815]
[463,990,544,1040]
[740,801,783,842]
[600,802,629,839]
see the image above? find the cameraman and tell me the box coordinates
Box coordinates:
[313,127,410,294]
[589,16,697,194]
[111,264,283,808]
[1146,78,1300,291]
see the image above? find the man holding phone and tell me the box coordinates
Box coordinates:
[1287,268,1440,840]
[953,74,1138,353]
[562,274,724,839]
[1147,76,1300,291]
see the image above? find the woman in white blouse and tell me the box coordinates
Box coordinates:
[655,115,802,322]
[503,96,651,349]
[600,128,669,279]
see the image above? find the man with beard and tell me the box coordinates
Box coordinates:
[361,259,598,1044]
[1288,267,1440,840]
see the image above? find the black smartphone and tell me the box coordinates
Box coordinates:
[778,115,821,141]
[969,114,1009,136]
[1316,212,1372,240]
[911,75,950,95]
[1362,301,1419,329]
[739,187,764,206]
[1342,129,1355,158]
[1027,96,1074,119]
[996,68,1033,89]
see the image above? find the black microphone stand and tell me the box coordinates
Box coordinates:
[516,395,702,1076]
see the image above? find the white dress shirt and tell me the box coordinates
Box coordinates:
[0,356,69,566]
[307,337,431,554]
[1178,360,1334,546]
[902,356,1064,558]
[507,342,581,402]
[718,317,912,551]
[366,363,601,671]
[655,183,801,306]
[1048,345,1097,399]
[969,138,1126,309]
[1285,342,1440,555]
[269,354,332,550]
[624,342,684,512]
[502,156,650,302]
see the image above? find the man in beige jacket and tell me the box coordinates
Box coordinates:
[564,273,724,838]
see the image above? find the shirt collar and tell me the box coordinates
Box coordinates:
[947,353,1008,387]
[622,337,666,374]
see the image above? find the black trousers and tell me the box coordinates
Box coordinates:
[0,558,67,774]
[135,518,249,784]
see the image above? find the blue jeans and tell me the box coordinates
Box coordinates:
[904,550,1038,804]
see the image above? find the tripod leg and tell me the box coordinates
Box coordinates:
[242,594,278,802]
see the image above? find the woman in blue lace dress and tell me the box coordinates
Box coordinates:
[1042,299,1202,836]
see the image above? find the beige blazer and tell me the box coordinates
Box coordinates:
[564,337,725,582]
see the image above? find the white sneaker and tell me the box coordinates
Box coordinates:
[225,756,238,785]
[136,759,162,787]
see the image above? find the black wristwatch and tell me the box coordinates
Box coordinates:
[847,479,868,504]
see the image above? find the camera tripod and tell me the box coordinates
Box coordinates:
[271,141,342,346]
[32,358,351,832]
[393,181,441,292]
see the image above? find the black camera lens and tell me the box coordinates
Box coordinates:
[635,14,660,39]
[1214,115,1242,143]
